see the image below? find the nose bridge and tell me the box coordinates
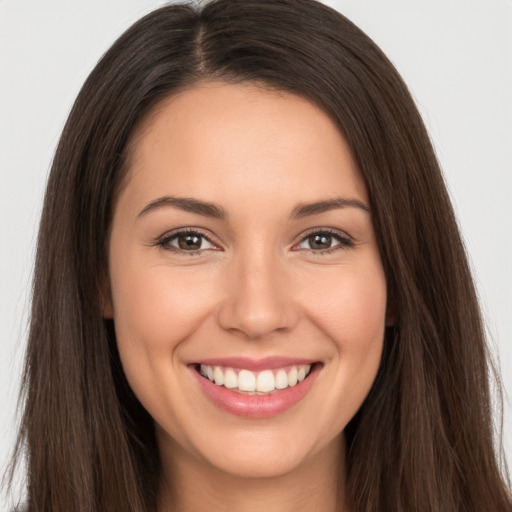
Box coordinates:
[217,242,298,340]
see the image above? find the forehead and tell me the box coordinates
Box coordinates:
[120,82,368,215]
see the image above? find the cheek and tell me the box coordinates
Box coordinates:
[297,261,388,351]
[303,262,386,398]
[109,259,222,421]
[305,266,386,430]
[110,260,219,355]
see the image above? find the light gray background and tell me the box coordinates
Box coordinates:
[1,0,511,507]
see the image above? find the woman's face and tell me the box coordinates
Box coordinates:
[107,83,388,478]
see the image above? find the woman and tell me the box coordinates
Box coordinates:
[5,0,512,510]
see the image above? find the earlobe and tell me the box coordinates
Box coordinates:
[100,275,114,319]
[102,295,114,319]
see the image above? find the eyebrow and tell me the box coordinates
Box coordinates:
[290,197,370,218]
[137,196,227,219]
[137,195,370,220]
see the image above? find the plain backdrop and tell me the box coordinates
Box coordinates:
[1,0,511,507]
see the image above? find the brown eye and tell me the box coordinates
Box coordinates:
[307,233,333,250]
[158,230,216,253]
[296,230,354,253]
[177,233,203,250]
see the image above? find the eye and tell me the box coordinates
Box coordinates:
[296,229,354,253]
[156,229,217,254]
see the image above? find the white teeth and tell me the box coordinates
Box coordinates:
[256,370,275,392]
[238,369,256,391]
[198,363,314,394]
[213,366,224,386]
[288,366,298,387]
[224,368,238,389]
[275,369,289,389]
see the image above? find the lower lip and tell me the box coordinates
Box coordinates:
[190,364,321,418]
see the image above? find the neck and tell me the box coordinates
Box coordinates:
[157,434,347,512]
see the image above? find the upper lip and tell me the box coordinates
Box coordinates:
[190,356,318,372]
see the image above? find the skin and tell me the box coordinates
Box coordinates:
[106,82,389,512]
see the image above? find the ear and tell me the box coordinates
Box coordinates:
[99,273,114,319]
[102,293,114,319]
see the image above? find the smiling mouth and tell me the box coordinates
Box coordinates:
[194,363,317,395]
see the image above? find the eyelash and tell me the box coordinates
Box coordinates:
[154,228,218,256]
[295,228,355,255]
[154,227,355,256]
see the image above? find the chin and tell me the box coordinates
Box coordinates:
[205,448,309,479]
[192,427,335,480]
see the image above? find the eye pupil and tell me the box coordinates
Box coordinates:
[178,234,202,250]
[309,234,332,250]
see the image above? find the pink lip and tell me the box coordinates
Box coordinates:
[191,356,317,372]
[190,362,321,418]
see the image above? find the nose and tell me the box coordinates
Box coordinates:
[216,249,300,340]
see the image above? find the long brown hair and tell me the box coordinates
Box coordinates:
[7,1,511,510]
